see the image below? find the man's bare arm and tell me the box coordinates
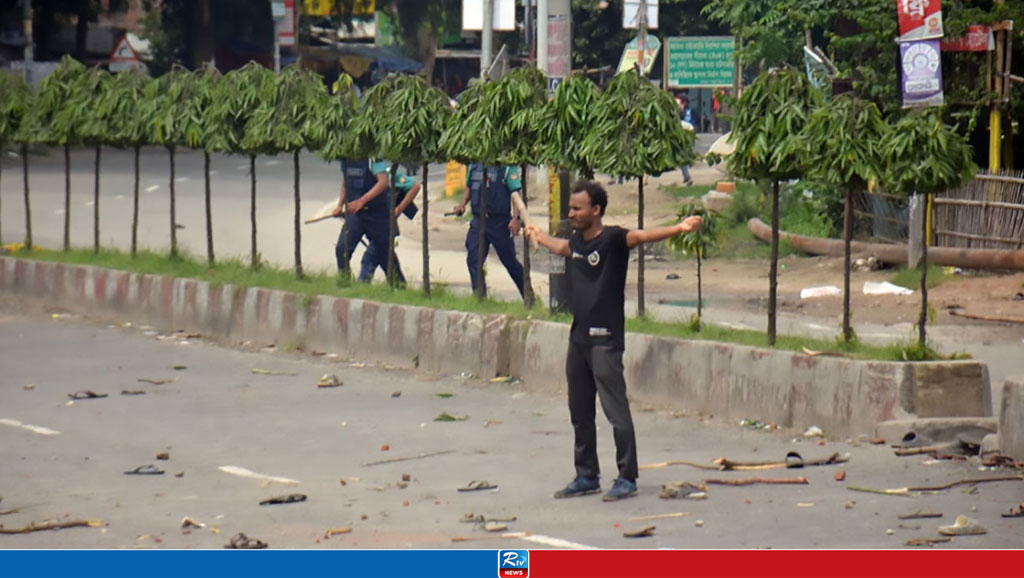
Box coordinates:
[626,216,703,249]
[524,225,571,257]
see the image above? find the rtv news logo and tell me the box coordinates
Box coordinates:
[498,549,529,578]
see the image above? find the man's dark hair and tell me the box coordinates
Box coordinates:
[572,180,608,216]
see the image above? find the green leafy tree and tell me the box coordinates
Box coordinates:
[188,65,221,265]
[493,66,548,309]
[356,74,451,291]
[147,65,199,258]
[801,94,889,342]
[207,62,278,269]
[667,205,721,328]
[535,74,600,179]
[0,71,33,247]
[102,69,154,257]
[726,67,822,345]
[244,63,329,279]
[881,110,976,347]
[29,56,89,251]
[77,67,113,254]
[582,69,697,316]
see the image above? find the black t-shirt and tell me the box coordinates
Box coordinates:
[568,226,630,350]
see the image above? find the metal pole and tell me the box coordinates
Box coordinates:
[537,0,548,74]
[525,0,533,62]
[274,30,281,73]
[638,0,647,77]
[481,0,494,76]
[23,0,33,82]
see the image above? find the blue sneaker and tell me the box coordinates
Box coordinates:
[602,478,638,501]
[553,476,601,499]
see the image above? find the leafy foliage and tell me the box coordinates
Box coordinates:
[668,205,721,259]
[24,56,89,146]
[243,64,328,154]
[802,94,888,191]
[0,71,32,143]
[78,67,113,146]
[101,69,154,148]
[314,74,361,161]
[582,70,697,178]
[534,74,600,176]
[492,67,548,167]
[186,65,221,150]
[881,110,976,197]
[439,78,498,165]
[726,68,822,182]
[357,74,452,164]
[146,65,199,149]
[206,62,278,155]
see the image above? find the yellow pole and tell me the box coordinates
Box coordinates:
[925,193,933,247]
[990,105,1002,173]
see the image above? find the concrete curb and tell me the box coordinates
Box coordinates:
[0,256,993,438]
[999,377,1024,461]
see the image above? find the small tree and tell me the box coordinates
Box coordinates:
[536,74,601,180]
[352,74,451,291]
[33,56,89,251]
[582,69,697,317]
[0,71,32,247]
[439,78,501,300]
[102,69,153,256]
[801,94,889,343]
[244,63,328,279]
[667,205,721,328]
[493,66,548,309]
[147,65,198,258]
[207,62,277,269]
[187,65,220,265]
[77,66,112,253]
[881,109,975,348]
[727,68,822,345]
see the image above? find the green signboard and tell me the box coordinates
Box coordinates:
[666,36,735,88]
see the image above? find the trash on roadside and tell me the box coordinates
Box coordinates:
[853,257,881,272]
[138,378,174,385]
[863,281,913,296]
[252,368,298,376]
[483,522,508,532]
[1002,504,1024,518]
[0,519,104,534]
[844,501,856,509]
[489,376,523,385]
[156,452,169,460]
[484,419,503,427]
[173,365,187,370]
[124,465,164,475]
[380,444,390,451]
[802,426,824,438]
[401,473,411,482]
[435,413,469,422]
[898,510,943,520]
[181,517,205,529]
[623,526,656,538]
[695,520,705,528]
[259,493,307,506]
[435,393,454,399]
[938,515,987,536]
[324,527,352,538]
[659,481,708,500]
[391,391,402,398]
[317,374,343,388]
[67,391,107,400]
[666,273,681,280]
[224,532,268,549]
[906,537,951,547]
[458,481,497,492]
[800,286,841,299]
[121,390,146,396]
[885,529,895,535]
[834,470,846,482]
[23,384,35,391]
[739,418,776,431]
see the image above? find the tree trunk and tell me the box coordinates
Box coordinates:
[250,154,258,269]
[1,143,4,244]
[421,162,431,296]
[521,163,534,309]
[842,187,853,342]
[74,4,89,60]
[387,162,399,287]
[697,251,703,322]
[919,194,929,346]
[293,149,303,279]
[418,25,440,87]
[131,145,140,257]
[93,144,100,254]
[204,150,214,265]
[637,176,646,317]
[768,179,780,346]
[63,143,71,251]
[169,145,177,258]
[22,143,31,250]
[477,168,489,300]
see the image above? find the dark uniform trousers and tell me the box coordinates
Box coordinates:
[565,340,639,482]
[465,216,525,297]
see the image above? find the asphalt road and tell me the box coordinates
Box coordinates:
[1,305,1022,550]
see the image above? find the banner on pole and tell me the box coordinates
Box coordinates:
[897,0,943,42]
[940,25,994,52]
[616,34,661,76]
[900,39,943,108]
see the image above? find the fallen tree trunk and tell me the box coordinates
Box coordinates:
[748,218,1024,271]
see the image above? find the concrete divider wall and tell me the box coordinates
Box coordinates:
[0,256,991,438]
[999,378,1024,461]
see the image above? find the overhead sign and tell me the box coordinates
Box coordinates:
[665,36,734,88]
[622,0,658,30]
[462,0,516,31]
[940,25,994,52]
[109,33,149,73]
[304,0,375,17]
[616,34,660,76]
[897,0,943,42]
[901,39,944,108]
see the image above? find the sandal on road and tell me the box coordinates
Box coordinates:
[124,464,165,475]
[225,532,268,549]
[259,493,307,505]
[458,481,497,492]
[68,391,108,400]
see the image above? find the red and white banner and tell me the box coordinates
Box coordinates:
[276,0,295,47]
[897,0,943,42]
[940,25,994,52]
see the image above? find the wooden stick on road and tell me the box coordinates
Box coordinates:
[704,477,809,486]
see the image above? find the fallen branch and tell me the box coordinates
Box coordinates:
[894,445,953,456]
[0,520,104,534]
[704,477,808,486]
[639,460,723,471]
[629,512,689,521]
[949,310,1024,324]
[451,531,530,543]
[907,475,1023,492]
[643,453,846,472]
[898,511,943,520]
[848,486,912,497]
[906,537,951,547]
[361,450,454,467]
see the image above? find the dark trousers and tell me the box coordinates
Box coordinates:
[566,341,638,482]
[359,228,406,284]
[335,213,395,282]
[465,216,524,297]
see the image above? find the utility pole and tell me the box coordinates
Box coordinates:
[538,0,548,74]
[481,0,494,76]
[23,0,34,82]
[638,0,647,78]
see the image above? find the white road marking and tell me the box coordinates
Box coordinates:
[54,209,65,215]
[804,323,831,332]
[145,185,160,193]
[519,533,597,550]
[209,170,219,176]
[115,195,125,200]
[85,201,95,207]
[236,164,249,170]
[174,177,190,183]
[265,160,280,166]
[218,465,301,486]
[0,418,61,436]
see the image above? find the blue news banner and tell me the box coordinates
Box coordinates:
[0,549,532,578]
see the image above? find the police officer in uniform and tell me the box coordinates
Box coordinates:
[358,165,422,284]
[453,164,525,297]
[333,159,394,281]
